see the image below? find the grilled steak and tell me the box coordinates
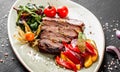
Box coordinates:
[38,17,84,54]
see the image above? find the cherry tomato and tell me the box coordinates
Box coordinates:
[57,6,68,18]
[44,5,56,17]
[25,32,34,41]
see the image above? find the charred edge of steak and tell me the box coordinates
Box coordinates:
[39,46,64,54]
[38,39,64,54]
[42,17,84,26]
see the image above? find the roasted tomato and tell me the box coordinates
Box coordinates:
[44,5,56,17]
[57,6,68,18]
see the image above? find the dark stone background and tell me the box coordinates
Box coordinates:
[0,0,120,72]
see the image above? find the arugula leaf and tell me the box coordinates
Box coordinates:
[30,22,38,31]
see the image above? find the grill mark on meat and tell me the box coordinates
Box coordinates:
[59,28,78,37]
[42,20,83,33]
[40,31,71,43]
[41,25,78,38]
[41,25,59,33]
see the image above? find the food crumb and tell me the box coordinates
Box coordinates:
[63,67,66,70]
[6,44,9,46]
[116,59,119,64]
[116,23,119,26]
[99,17,102,20]
[1,44,4,47]
[43,60,45,63]
[6,38,9,40]
[0,59,4,63]
[116,20,119,22]
[47,58,50,61]
[110,67,113,70]
[114,65,117,69]
[105,22,109,26]
[104,65,106,67]
[112,20,115,23]
[4,53,8,57]
[45,62,48,65]
[11,57,15,61]
[113,28,117,31]
[110,60,113,65]
[57,66,60,69]
[90,31,92,34]
[50,62,53,65]
[110,25,113,27]
[2,14,8,19]
[111,35,114,37]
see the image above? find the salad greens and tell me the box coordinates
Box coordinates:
[14,3,45,32]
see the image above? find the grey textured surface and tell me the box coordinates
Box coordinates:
[0,0,120,72]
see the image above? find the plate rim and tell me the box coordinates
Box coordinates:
[7,0,105,72]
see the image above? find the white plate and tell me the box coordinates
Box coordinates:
[8,0,105,72]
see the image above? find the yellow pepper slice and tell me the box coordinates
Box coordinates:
[91,49,98,62]
[84,55,93,68]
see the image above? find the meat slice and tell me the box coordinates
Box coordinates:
[39,39,63,54]
[40,31,71,43]
[41,25,59,33]
[42,18,84,32]
[41,25,78,38]
[42,17,84,26]
[59,28,78,37]
[38,17,85,54]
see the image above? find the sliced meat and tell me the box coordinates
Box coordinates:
[42,18,84,33]
[39,39,64,54]
[40,31,71,43]
[59,28,78,37]
[42,17,84,26]
[41,25,78,38]
[38,17,85,54]
[41,25,59,33]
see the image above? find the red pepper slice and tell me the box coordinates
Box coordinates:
[85,41,96,55]
[81,51,90,58]
[62,41,81,54]
[68,44,81,54]
[63,49,80,64]
[55,56,77,72]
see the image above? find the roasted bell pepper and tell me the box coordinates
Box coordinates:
[61,52,74,64]
[63,49,80,64]
[85,39,98,62]
[84,55,93,68]
[91,49,98,62]
[68,44,81,54]
[81,51,90,58]
[85,41,96,55]
[55,56,77,72]
[62,41,81,54]
[61,52,81,70]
